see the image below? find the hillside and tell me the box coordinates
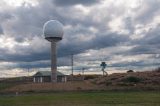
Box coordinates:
[0,70,160,93]
[90,70,160,91]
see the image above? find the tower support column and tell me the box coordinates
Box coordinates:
[51,42,57,82]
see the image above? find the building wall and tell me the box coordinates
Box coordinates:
[43,76,51,82]
[57,76,67,82]
[33,76,66,83]
[33,76,51,83]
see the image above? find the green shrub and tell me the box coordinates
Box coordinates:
[76,87,82,90]
[117,82,136,86]
[127,70,134,73]
[105,81,112,86]
[123,76,142,83]
[154,67,160,72]
[110,77,118,80]
[84,75,97,80]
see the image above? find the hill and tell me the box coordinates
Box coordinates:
[0,70,160,93]
[90,70,160,91]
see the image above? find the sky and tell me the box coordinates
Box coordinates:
[0,0,160,77]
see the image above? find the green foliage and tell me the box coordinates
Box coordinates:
[127,70,134,73]
[154,67,160,72]
[123,76,142,83]
[76,87,82,90]
[105,81,112,86]
[84,75,98,80]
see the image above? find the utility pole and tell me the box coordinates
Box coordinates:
[28,68,29,77]
[71,54,74,75]
[82,68,85,80]
[82,68,85,75]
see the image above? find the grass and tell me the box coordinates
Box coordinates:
[0,91,160,106]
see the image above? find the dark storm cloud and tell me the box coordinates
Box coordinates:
[0,11,13,22]
[2,61,50,70]
[135,0,160,23]
[0,52,49,62]
[141,25,160,45]
[57,57,71,66]
[129,45,159,55]
[0,48,8,62]
[111,60,160,68]
[129,24,160,55]
[0,25,3,34]
[16,61,50,69]
[6,4,49,42]
[53,0,99,6]
[58,32,129,57]
[0,32,129,63]
[0,37,50,63]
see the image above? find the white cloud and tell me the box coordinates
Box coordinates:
[4,0,38,7]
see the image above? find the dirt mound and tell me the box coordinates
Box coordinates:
[90,71,160,90]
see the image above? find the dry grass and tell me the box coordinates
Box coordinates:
[3,81,99,93]
[90,71,160,91]
[1,71,160,93]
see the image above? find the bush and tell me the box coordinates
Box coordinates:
[154,67,160,72]
[127,70,134,73]
[76,87,82,90]
[123,76,142,83]
[105,81,112,86]
[117,82,135,86]
[84,75,97,80]
[110,77,118,80]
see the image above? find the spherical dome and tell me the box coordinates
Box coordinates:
[43,20,64,39]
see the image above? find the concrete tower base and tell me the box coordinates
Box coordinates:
[51,42,57,83]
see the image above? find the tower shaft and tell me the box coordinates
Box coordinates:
[51,42,57,82]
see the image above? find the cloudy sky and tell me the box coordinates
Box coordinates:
[0,0,160,77]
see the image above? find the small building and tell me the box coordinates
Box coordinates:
[33,71,67,83]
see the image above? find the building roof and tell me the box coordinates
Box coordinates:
[33,71,65,77]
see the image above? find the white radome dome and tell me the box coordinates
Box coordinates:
[43,20,64,39]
